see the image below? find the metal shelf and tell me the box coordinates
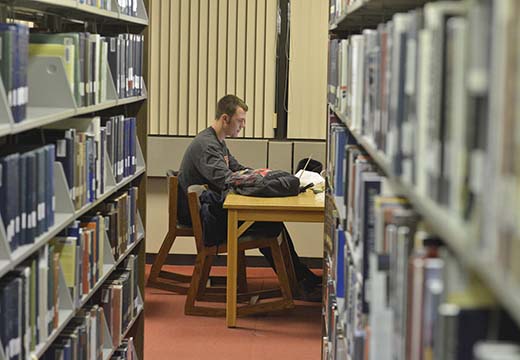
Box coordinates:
[0,213,75,278]
[329,105,520,326]
[0,166,145,279]
[32,231,145,359]
[329,0,429,33]
[117,94,147,106]
[75,166,145,218]
[5,0,148,26]
[77,230,145,310]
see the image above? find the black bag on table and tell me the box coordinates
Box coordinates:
[225,169,300,197]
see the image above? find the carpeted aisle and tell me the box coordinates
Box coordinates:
[144,264,322,360]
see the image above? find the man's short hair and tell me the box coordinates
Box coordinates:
[215,95,248,119]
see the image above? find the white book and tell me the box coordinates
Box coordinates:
[415,28,433,198]
[339,39,349,116]
[445,17,469,218]
[351,35,365,131]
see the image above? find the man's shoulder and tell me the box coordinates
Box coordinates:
[192,127,221,149]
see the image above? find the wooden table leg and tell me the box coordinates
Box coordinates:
[226,209,238,327]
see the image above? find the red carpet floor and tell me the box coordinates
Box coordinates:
[144,264,322,360]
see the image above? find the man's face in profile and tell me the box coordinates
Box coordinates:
[225,107,247,137]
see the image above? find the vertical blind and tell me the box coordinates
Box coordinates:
[149,0,277,138]
[287,0,328,139]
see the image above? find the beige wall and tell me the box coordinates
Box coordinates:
[287,0,328,139]
[146,136,325,257]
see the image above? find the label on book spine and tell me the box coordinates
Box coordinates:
[7,221,13,244]
[15,215,19,235]
[38,202,44,221]
[57,140,66,158]
[10,337,21,357]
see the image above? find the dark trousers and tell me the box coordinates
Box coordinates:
[245,222,309,282]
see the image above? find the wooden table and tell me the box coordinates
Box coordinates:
[223,190,325,327]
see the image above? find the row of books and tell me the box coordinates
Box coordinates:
[55,186,139,307]
[101,255,140,349]
[0,144,55,252]
[0,244,60,360]
[20,115,138,211]
[44,305,105,360]
[29,32,144,107]
[117,0,139,17]
[328,0,520,286]
[111,337,138,360]
[79,0,113,11]
[324,128,520,359]
[0,30,144,123]
[327,0,520,236]
[78,0,140,17]
[41,255,140,360]
[328,0,362,24]
[101,187,140,260]
[0,23,29,123]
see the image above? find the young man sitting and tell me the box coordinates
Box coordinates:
[177,94,322,301]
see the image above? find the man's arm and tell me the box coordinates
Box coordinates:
[197,145,233,191]
[228,152,248,172]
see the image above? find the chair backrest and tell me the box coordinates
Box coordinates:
[187,185,207,252]
[166,170,180,231]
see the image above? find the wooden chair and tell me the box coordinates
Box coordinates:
[147,171,247,295]
[147,170,194,293]
[184,185,294,317]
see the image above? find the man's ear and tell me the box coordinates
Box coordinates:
[223,114,230,123]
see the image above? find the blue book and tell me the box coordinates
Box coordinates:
[0,153,20,251]
[99,128,106,195]
[86,135,95,202]
[336,227,346,303]
[35,148,46,236]
[0,25,15,122]
[124,118,130,177]
[130,117,136,174]
[333,126,347,197]
[12,24,20,123]
[25,151,37,244]
[17,24,29,122]
[45,144,55,229]
[0,276,22,360]
[18,154,27,246]
[0,162,3,242]
[0,277,6,359]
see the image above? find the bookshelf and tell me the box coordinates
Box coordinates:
[0,0,148,359]
[330,104,520,327]
[7,0,149,26]
[329,0,429,32]
[324,0,520,359]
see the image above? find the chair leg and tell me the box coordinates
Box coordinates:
[185,252,227,317]
[197,254,214,298]
[148,230,178,285]
[270,241,294,302]
[237,251,248,293]
[185,252,207,314]
[280,227,299,294]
